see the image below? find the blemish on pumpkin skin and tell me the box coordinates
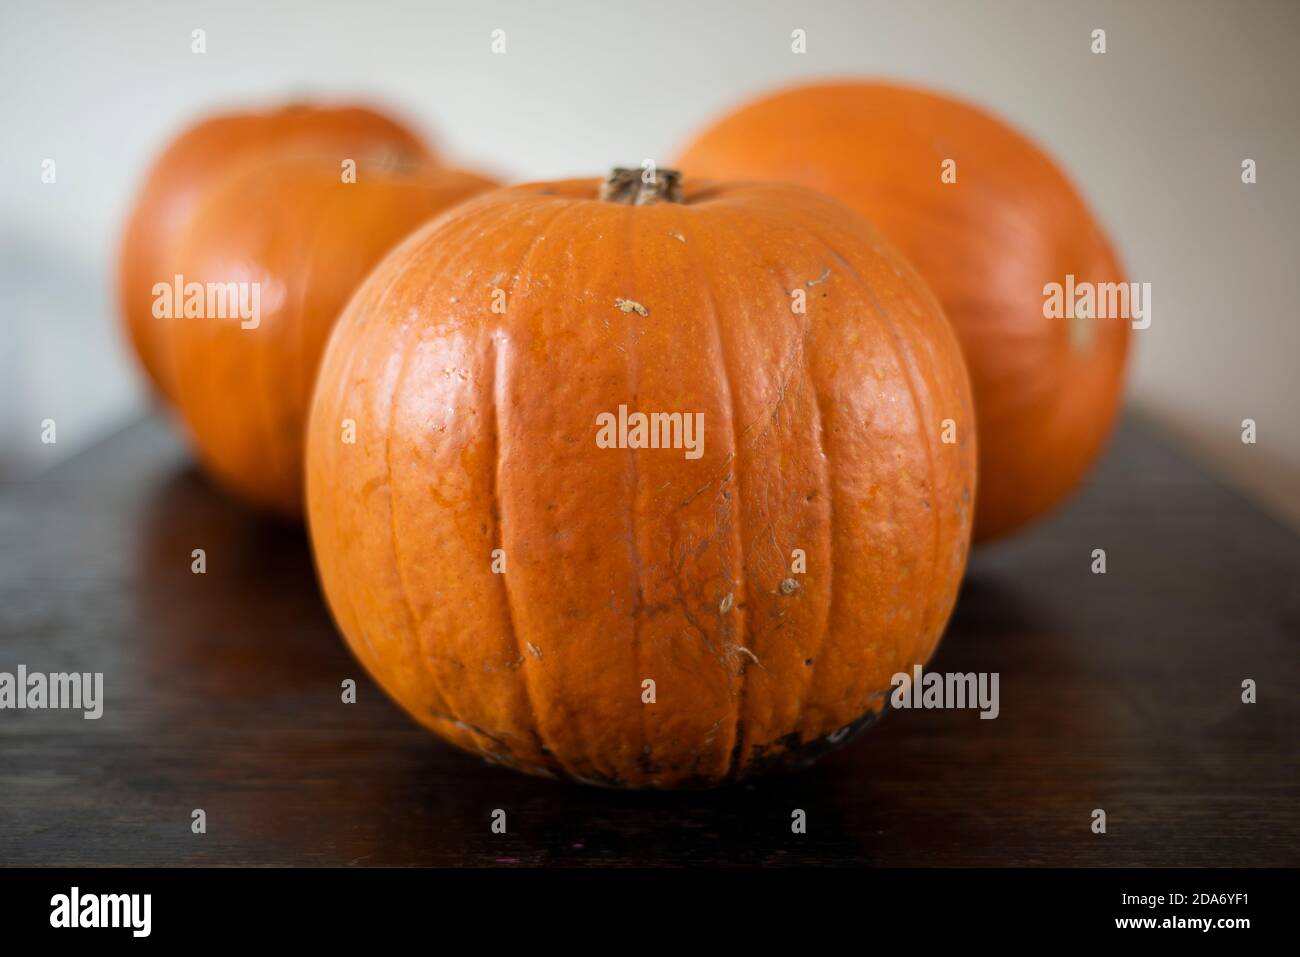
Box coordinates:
[701,718,724,746]
[669,232,686,243]
[614,298,649,316]
[779,578,800,595]
[431,713,513,751]
[806,267,832,287]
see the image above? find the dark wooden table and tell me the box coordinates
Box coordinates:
[1,412,1297,867]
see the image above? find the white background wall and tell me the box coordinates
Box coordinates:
[2,0,1297,524]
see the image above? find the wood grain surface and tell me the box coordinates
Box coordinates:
[1,413,1297,866]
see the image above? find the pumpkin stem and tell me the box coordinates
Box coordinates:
[599,167,683,205]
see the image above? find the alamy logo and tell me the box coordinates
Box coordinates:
[151,273,264,329]
[50,887,151,937]
[1043,274,1151,330]
[0,665,103,719]
[890,665,1000,719]
[595,404,704,460]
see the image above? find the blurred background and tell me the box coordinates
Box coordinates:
[2,0,1297,525]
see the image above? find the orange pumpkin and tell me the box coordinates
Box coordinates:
[305,169,976,787]
[167,153,496,517]
[118,102,434,403]
[679,82,1131,541]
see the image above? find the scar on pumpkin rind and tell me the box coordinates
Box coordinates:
[614,298,649,317]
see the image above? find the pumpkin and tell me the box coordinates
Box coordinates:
[118,102,435,403]
[304,168,977,788]
[167,153,496,517]
[679,82,1131,541]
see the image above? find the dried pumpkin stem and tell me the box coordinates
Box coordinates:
[599,167,683,205]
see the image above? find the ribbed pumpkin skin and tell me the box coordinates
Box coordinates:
[168,155,496,517]
[118,103,434,403]
[679,82,1130,541]
[305,177,976,788]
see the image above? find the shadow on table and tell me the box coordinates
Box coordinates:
[129,462,344,695]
